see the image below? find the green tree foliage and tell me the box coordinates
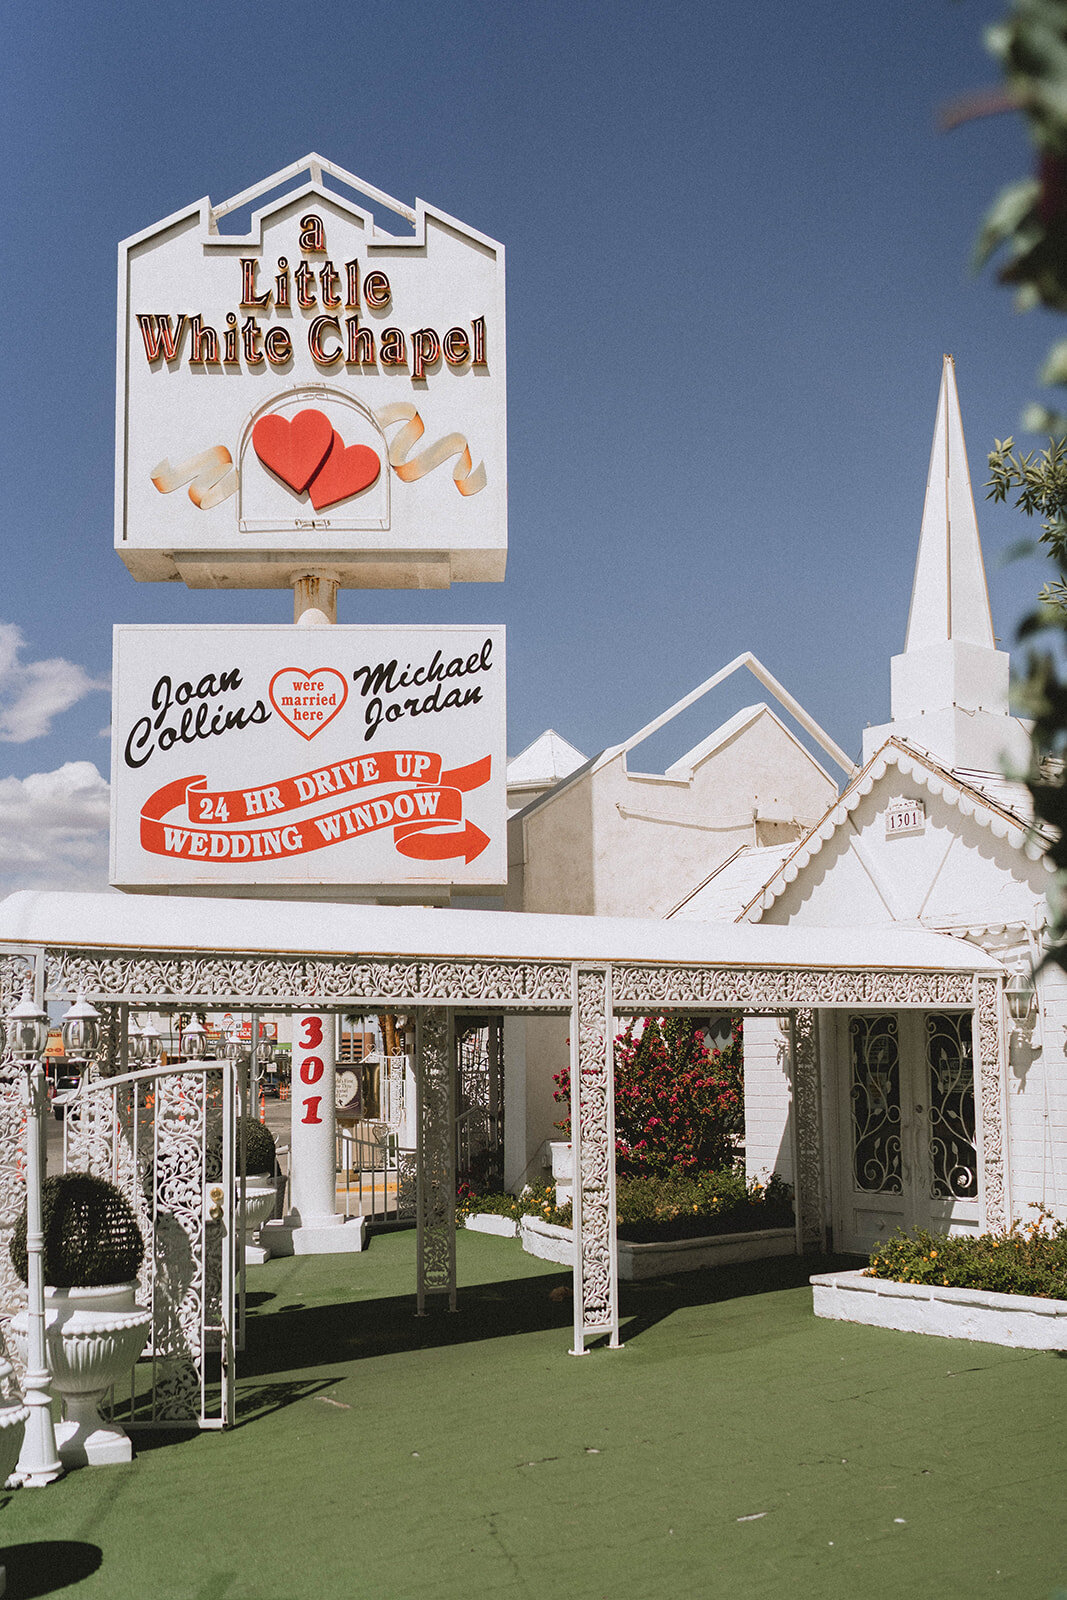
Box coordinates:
[974,1,1067,962]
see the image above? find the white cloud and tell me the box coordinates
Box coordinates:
[0,762,111,895]
[0,623,108,743]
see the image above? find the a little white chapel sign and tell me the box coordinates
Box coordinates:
[116,155,507,592]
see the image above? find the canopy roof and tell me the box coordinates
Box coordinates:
[0,890,1003,976]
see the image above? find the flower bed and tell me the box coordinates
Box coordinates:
[460,1170,793,1241]
[812,1212,1067,1350]
[463,1213,518,1238]
[864,1213,1067,1300]
[515,1169,796,1278]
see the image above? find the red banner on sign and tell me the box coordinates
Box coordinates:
[139,752,492,865]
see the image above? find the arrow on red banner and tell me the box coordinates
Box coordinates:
[393,820,490,863]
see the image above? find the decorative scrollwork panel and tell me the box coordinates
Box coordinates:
[848,1014,902,1196]
[571,967,619,1350]
[925,1013,978,1200]
[611,965,975,1012]
[415,1008,455,1311]
[976,977,1006,1231]
[792,1011,825,1251]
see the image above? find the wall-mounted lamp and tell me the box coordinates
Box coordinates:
[1006,963,1037,1028]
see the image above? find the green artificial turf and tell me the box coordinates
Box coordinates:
[1,1230,1065,1600]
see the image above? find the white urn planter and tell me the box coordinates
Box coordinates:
[206,1175,277,1265]
[11,1284,151,1468]
[548,1141,573,1207]
[0,1357,28,1487]
[240,1176,278,1266]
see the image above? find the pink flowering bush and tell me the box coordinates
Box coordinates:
[554,1015,743,1178]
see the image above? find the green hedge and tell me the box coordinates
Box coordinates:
[866,1212,1067,1300]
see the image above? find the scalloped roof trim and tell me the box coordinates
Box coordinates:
[740,738,1052,923]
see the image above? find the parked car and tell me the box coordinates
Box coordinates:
[51,1075,81,1120]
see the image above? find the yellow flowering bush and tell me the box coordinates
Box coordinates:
[866,1208,1067,1299]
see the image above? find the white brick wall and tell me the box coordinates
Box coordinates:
[743,1014,793,1184]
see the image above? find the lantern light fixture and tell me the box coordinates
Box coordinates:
[140,1019,162,1065]
[61,993,101,1061]
[182,1017,207,1060]
[1006,963,1037,1026]
[7,979,49,1062]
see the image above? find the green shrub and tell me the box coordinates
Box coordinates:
[10,1171,145,1289]
[206,1115,276,1180]
[866,1210,1067,1300]
[457,1181,557,1221]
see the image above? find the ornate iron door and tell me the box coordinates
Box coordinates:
[838,1011,979,1254]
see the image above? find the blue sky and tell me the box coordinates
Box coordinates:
[0,1,1057,891]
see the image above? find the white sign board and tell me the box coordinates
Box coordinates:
[110,624,506,894]
[116,156,506,591]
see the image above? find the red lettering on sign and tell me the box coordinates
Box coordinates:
[300,1097,323,1125]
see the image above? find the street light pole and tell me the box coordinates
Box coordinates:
[8,978,62,1486]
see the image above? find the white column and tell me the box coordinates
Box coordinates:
[288,1011,341,1229]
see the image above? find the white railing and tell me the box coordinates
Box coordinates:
[335,1119,414,1223]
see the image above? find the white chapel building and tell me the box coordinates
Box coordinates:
[674,356,1064,1252]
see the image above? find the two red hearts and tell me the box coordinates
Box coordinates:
[252,408,380,511]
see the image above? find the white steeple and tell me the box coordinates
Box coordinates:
[862,356,1030,770]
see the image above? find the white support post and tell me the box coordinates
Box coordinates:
[262,1010,366,1255]
[14,1056,63,1485]
[569,966,621,1355]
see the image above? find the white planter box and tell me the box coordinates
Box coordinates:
[521,1216,574,1265]
[463,1213,518,1237]
[521,1216,796,1278]
[619,1227,796,1280]
[811,1268,1067,1351]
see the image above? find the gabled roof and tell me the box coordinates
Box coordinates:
[662,704,792,780]
[506,729,586,789]
[739,737,1051,924]
[666,843,798,923]
[609,652,855,781]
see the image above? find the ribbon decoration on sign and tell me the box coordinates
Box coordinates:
[150,446,239,509]
[139,752,492,864]
[374,402,487,496]
[150,402,485,510]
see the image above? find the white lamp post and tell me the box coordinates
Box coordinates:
[8,976,62,1485]
[62,992,101,1062]
[139,1020,162,1066]
[182,1017,207,1061]
[128,1019,148,1066]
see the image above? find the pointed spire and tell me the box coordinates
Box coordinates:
[861,356,1031,771]
[904,354,995,652]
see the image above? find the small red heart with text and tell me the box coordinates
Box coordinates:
[269,668,349,741]
[252,409,333,493]
[308,433,382,510]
